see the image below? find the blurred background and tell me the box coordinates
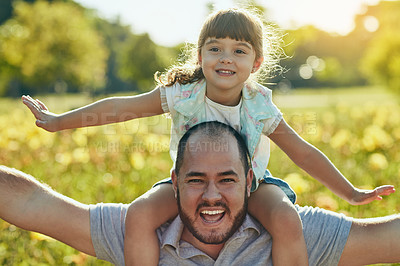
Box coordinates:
[1,0,400,265]
[0,0,399,95]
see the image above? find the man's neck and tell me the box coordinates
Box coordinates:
[181,227,225,260]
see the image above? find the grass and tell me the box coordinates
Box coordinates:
[1,86,400,265]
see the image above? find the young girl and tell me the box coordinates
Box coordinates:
[23,8,395,266]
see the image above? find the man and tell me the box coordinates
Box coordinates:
[1,121,400,265]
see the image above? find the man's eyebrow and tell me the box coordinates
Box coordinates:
[185,171,206,178]
[218,170,239,177]
[184,170,238,178]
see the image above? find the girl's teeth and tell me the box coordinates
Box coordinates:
[218,70,234,74]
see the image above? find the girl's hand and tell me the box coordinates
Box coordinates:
[22,95,60,132]
[349,185,395,205]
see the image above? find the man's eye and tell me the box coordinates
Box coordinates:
[221,178,235,183]
[188,179,202,183]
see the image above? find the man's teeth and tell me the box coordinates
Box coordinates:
[201,210,224,215]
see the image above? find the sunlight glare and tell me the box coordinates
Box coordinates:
[363,16,380,32]
[299,64,313,80]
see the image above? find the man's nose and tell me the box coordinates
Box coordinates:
[202,182,222,202]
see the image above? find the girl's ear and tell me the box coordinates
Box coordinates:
[198,51,202,64]
[252,57,264,73]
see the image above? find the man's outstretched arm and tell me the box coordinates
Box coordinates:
[339,215,400,265]
[0,166,95,256]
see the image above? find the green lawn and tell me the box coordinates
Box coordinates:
[1,86,400,265]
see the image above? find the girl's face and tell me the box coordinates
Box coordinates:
[199,37,263,106]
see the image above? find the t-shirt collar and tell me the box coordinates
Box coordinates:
[160,214,262,260]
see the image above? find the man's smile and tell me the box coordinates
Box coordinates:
[200,209,226,223]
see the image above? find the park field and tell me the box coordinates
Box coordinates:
[1,86,400,265]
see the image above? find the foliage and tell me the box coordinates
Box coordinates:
[278,25,368,89]
[1,87,400,264]
[0,1,108,95]
[118,33,166,92]
[270,88,400,218]
[93,17,138,94]
[0,94,171,265]
[0,0,13,25]
[359,1,400,93]
[1,0,399,96]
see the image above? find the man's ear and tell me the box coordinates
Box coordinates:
[171,170,178,198]
[246,169,254,197]
[251,57,264,73]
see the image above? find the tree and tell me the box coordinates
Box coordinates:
[94,17,137,94]
[118,33,164,92]
[359,1,400,93]
[0,0,13,25]
[0,1,108,95]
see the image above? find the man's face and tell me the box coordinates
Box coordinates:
[172,134,252,245]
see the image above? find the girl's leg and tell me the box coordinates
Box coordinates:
[248,184,309,266]
[124,183,177,266]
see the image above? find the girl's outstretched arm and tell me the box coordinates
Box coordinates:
[269,119,395,205]
[22,88,164,132]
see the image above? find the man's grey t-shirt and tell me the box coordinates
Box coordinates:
[90,204,352,266]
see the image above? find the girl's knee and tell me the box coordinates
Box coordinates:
[269,201,303,237]
[126,185,178,230]
[126,198,159,228]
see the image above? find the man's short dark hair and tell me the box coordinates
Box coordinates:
[175,121,251,176]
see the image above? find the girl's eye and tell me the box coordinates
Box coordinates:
[209,47,220,52]
[235,49,246,54]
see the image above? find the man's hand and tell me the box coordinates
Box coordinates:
[22,95,60,132]
[348,185,395,205]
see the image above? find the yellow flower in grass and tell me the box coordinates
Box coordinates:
[130,151,145,170]
[315,193,338,211]
[144,133,170,153]
[72,130,88,147]
[362,125,393,151]
[55,152,72,166]
[368,153,388,171]
[28,137,41,150]
[285,173,310,195]
[393,127,400,140]
[73,148,90,163]
[322,111,335,126]
[330,129,351,149]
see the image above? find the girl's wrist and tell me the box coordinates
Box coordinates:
[52,115,63,131]
[346,187,361,204]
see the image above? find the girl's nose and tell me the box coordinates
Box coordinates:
[219,55,233,64]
